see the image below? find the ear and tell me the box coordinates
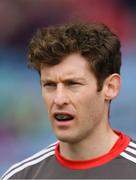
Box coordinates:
[103,74,121,101]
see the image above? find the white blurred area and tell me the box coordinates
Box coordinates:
[0,0,136,176]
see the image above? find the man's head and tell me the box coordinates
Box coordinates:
[28,22,121,91]
[28,22,121,143]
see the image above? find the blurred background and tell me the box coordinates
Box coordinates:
[0,0,136,176]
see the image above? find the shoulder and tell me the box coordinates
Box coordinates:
[120,139,136,164]
[1,141,58,180]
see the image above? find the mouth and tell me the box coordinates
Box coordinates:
[54,113,74,122]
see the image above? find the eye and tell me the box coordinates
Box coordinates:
[42,81,56,88]
[65,80,81,86]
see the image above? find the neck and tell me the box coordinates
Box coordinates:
[59,128,119,160]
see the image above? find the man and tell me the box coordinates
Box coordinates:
[2,22,136,179]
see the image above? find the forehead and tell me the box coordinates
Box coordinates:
[41,53,94,80]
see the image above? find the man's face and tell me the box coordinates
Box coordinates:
[41,53,108,144]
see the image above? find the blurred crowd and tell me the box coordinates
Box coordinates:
[0,0,136,176]
[0,0,136,47]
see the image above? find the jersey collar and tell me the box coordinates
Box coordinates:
[55,131,130,169]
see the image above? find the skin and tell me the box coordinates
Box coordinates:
[41,53,121,160]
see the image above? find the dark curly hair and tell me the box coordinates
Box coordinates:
[28,22,121,91]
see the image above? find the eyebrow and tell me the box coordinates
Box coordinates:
[40,79,54,85]
[40,77,86,84]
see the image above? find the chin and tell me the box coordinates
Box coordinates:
[56,135,72,143]
[56,134,81,144]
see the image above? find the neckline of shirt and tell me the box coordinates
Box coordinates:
[55,130,130,169]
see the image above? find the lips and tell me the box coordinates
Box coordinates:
[53,112,74,121]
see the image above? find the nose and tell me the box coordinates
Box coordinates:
[53,84,69,107]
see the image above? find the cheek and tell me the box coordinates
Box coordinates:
[75,93,101,116]
[72,94,93,114]
[77,92,95,106]
[43,96,53,117]
[42,91,52,108]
